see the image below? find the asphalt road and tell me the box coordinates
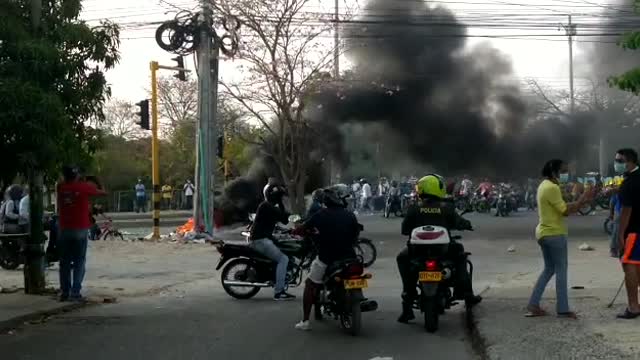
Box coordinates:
[1,209,607,360]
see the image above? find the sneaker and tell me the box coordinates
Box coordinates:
[274,291,296,301]
[69,295,88,303]
[295,320,311,331]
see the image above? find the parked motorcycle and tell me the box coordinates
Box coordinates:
[472,193,490,213]
[407,224,474,332]
[0,233,25,270]
[316,259,378,335]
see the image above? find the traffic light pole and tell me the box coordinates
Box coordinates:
[150,61,161,240]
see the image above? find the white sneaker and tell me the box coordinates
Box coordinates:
[295,320,311,331]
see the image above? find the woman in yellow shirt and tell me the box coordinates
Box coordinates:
[527,159,593,319]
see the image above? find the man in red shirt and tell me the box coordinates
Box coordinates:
[57,166,106,301]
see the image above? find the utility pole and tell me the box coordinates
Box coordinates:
[560,15,576,112]
[561,15,578,173]
[329,0,340,185]
[25,0,46,294]
[150,61,161,240]
[193,6,215,233]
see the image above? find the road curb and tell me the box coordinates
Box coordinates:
[0,301,90,334]
[465,286,491,360]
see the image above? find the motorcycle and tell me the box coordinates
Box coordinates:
[384,195,403,218]
[0,233,25,270]
[495,187,511,217]
[243,214,378,268]
[316,258,378,335]
[0,214,55,270]
[402,192,417,215]
[407,224,474,333]
[216,226,316,299]
[472,193,490,213]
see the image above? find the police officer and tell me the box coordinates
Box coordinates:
[396,174,482,323]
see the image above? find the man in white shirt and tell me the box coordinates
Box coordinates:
[361,180,372,212]
[263,177,277,200]
[19,186,29,233]
[183,180,195,210]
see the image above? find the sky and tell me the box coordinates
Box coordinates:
[79,0,627,103]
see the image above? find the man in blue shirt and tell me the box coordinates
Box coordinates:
[135,179,146,213]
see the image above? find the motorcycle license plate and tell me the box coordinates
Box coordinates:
[419,271,442,282]
[344,279,368,289]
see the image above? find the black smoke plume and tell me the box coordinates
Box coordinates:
[312,0,592,177]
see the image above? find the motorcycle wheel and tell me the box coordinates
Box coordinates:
[354,238,377,268]
[578,204,594,216]
[103,230,125,241]
[0,248,20,270]
[220,258,261,299]
[423,297,439,333]
[598,198,610,210]
[340,290,362,336]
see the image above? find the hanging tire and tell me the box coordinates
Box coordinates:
[340,290,362,336]
[423,297,439,333]
[220,258,261,299]
[354,238,377,268]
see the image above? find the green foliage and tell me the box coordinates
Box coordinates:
[0,0,120,185]
[610,2,640,94]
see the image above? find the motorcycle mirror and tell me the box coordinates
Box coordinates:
[288,215,301,223]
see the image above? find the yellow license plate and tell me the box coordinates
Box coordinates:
[344,278,368,289]
[419,271,442,282]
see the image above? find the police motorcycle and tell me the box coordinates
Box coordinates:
[407,213,474,332]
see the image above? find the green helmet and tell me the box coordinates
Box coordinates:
[416,174,446,199]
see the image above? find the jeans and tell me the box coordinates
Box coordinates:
[252,238,289,293]
[528,235,569,313]
[59,229,89,297]
[610,215,620,255]
[136,196,146,212]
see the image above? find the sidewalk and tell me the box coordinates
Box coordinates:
[473,240,639,360]
[0,236,233,332]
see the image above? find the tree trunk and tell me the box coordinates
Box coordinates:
[24,173,46,294]
[287,179,306,215]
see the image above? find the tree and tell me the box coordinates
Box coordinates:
[101,99,145,139]
[213,0,343,212]
[0,0,119,293]
[156,75,198,137]
[528,79,640,175]
[610,8,640,95]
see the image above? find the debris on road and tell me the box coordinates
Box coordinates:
[579,243,594,251]
[507,245,516,253]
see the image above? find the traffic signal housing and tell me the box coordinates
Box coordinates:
[172,56,187,81]
[135,99,150,130]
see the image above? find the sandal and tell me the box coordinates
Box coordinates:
[617,308,640,319]
[525,306,548,317]
[557,311,578,319]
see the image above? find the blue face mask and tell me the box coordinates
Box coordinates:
[614,162,626,174]
[558,173,569,183]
